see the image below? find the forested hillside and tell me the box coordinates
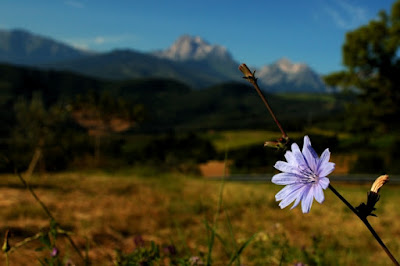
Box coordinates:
[0,63,346,172]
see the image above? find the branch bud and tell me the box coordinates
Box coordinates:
[356,175,389,218]
[264,136,290,151]
[239,63,257,82]
[370,175,389,193]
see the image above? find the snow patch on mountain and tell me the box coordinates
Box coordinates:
[153,35,233,61]
[257,58,328,92]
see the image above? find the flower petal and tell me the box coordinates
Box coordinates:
[291,142,307,166]
[318,176,330,189]
[279,193,300,209]
[301,186,314,213]
[276,184,304,209]
[275,183,302,201]
[313,184,325,203]
[290,185,308,210]
[302,136,318,172]
[271,173,299,185]
[274,161,298,174]
[318,162,335,177]
[319,148,331,165]
[284,150,296,165]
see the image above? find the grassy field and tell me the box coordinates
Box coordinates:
[1,170,399,265]
[202,130,286,152]
[201,129,348,153]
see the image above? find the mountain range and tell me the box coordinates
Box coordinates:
[0,29,330,92]
[0,29,91,65]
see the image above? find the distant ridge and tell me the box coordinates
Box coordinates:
[0,28,90,65]
[0,28,330,92]
[257,58,327,93]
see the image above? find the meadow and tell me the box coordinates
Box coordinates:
[3,6,400,264]
[1,169,399,265]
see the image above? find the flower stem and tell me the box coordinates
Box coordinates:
[248,79,288,139]
[328,184,399,265]
[239,64,287,139]
[328,184,358,214]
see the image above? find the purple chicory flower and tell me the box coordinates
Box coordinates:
[271,135,335,213]
[50,247,59,257]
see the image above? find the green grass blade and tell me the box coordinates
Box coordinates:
[204,220,231,258]
[204,219,215,266]
[227,233,257,266]
[206,148,229,265]
[224,210,240,266]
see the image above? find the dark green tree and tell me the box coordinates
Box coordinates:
[10,92,83,172]
[72,90,144,165]
[324,0,400,133]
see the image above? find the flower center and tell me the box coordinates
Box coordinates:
[298,164,319,184]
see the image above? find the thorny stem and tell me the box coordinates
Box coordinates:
[328,184,399,265]
[15,171,87,264]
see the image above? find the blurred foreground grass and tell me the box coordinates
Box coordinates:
[0,169,399,265]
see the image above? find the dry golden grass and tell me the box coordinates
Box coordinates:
[0,170,399,265]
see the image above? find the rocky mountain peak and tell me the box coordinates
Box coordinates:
[276,58,307,73]
[153,34,232,61]
[257,58,327,93]
[0,28,331,92]
[259,58,308,76]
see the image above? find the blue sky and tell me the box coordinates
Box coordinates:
[0,0,396,74]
